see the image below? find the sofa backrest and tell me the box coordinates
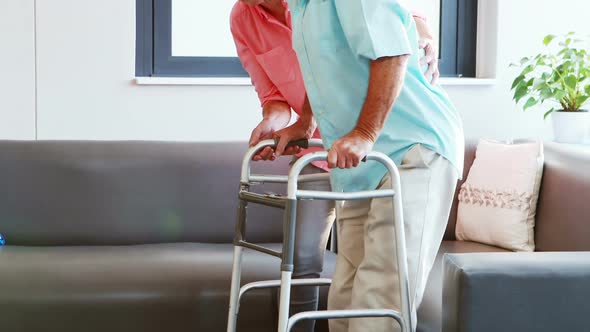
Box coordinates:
[444,141,590,252]
[0,141,287,246]
[2,140,588,250]
[535,143,590,251]
[444,141,478,241]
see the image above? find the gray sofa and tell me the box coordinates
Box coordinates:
[439,143,590,332]
[0,141,588,332]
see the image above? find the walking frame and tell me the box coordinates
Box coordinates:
[226,139,412,332]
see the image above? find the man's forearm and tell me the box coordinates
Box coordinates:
[353,55,409,142]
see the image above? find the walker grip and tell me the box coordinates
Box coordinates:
[273,138,368,162]
[274,138,310,149]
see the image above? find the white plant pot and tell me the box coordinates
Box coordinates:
[552,111,590,144]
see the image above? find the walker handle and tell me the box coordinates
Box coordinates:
[274,138,368,162]
[274,138,310,149]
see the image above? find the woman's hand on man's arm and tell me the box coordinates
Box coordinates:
[414,16,440,84]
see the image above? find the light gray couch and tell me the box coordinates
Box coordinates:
[0,140,588,332]
[439,143,590,332]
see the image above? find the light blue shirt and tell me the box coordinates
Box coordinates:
[288,0,465,192]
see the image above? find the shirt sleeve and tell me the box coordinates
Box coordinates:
[334,0,413,60]
[230,15,287,107]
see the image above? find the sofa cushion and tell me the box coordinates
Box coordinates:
[443,252,590,332]
[0,243,335,332]
[417,240,508,332]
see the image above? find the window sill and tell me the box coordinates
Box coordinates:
[134,77,252,86]
[134,77,496,86]
[439,78,496,86]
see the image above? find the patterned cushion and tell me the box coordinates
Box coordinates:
[455,139,544,251]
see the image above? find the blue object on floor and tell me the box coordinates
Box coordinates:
[0,233,5,246]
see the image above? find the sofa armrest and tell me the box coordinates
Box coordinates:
[442,252,590,332]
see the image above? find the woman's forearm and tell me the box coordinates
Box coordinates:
[262,101,292,127]
[299,95,317,130]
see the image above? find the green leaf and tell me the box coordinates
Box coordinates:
[520,57,530,65]
[554,90,567,101]
[577,95,590,107]
[521,65,534,76]
[565,75,578,90]
[511,75,525,90]
[544,108,556,120]
[526,77,535,87]
[544,34,557,45]
[524,97,539,110]
[540,86,553,99]
[585,85,590,95]
[533,78,547,89]
[557,61,573,72]
[514,84,529,103]
[563,49,576,60]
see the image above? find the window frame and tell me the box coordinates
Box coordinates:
[136,0,477,78]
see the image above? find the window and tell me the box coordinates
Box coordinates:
[136,0,247,77]
[439,0,478,77]
[136,0,477,78]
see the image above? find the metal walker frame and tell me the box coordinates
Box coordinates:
[226,139,412,332]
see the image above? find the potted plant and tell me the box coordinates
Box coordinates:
[511,33,590,144]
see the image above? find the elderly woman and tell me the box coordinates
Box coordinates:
[230,1,440,331]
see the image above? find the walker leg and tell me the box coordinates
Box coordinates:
[278,270,294,332]
[278,199,298,332]
[390,181,412,332]
[227,199,248,332]
[227,246,244,332]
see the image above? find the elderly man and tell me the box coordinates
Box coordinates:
[274,1,464,331]
[230,1,443,331]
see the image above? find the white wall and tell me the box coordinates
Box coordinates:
[446,0,590,141]
[1,0,590,142]
[0,0,36,139]
[35,0,260,141]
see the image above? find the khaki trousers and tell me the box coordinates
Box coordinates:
[328,144,459,332]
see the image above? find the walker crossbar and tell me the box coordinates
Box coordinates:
[235,278,333,315]
[287,309,404,331]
